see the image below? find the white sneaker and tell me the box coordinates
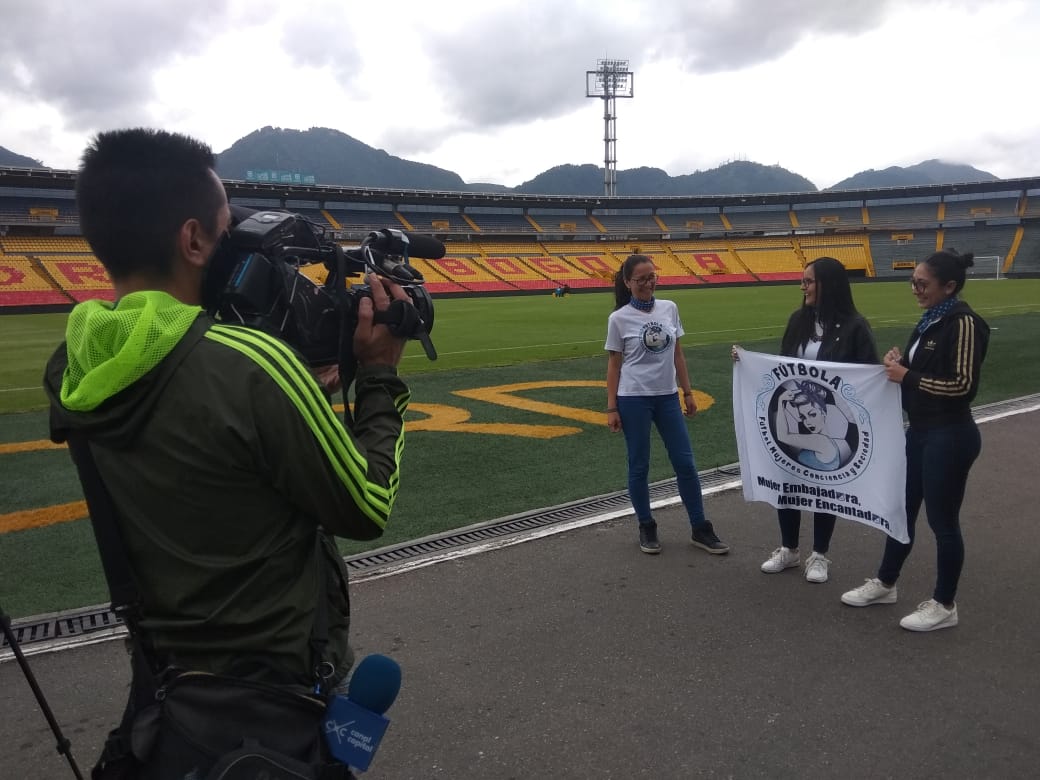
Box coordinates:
[761,547,799,573]
[900,600,958,632]
[841,578,897,606]
[804,552,831,583]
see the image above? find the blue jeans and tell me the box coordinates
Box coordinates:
[877,420,981,605]
[617,393,707,528]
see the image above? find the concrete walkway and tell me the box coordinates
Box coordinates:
[3,411,1039,779]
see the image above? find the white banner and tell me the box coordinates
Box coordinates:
[732,348,909,543]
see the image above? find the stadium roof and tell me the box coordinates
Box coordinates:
[2,165,1039,209]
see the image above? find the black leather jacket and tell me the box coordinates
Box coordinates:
[780,310,879,364]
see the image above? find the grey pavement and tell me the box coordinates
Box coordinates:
[3,411,1039,779]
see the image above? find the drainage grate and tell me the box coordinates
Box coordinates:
[4,393,1036,659]
[342,465,740,575]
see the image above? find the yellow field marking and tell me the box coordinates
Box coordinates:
[2,384,716,534]
[332,401,582,438]
[0,439,66,454]
[404,403,580,438]
[454,380,715,424]
[0,501,86,533]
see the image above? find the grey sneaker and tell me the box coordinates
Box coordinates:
[638,521,661,554]
[841,578,897,606]
[690,522,729,554]
[900,600,958,632]
[804,552,831,583]
[761,547,799,573]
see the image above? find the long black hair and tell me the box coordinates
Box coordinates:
[613,254,654,310]
[782,256,860,354]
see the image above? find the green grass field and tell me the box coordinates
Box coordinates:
[3,278,1040,618]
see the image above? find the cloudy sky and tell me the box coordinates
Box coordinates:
[1,0,1038,189]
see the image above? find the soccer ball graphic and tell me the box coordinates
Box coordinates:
[642,323,670,353]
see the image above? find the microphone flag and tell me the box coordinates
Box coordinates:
[323,695,391,771]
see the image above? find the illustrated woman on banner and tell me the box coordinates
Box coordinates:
[773,379,858,472]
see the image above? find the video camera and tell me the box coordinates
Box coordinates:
[202,206,441,366]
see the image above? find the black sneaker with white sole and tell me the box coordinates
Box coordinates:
[690,522,729,554]
[638,521,661,554]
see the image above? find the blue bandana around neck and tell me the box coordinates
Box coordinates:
[914,296,958,336]
[629,296,655,312]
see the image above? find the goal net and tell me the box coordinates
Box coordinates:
[968,255,1003,279]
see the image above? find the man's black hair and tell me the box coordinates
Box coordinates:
[76,128,224,280]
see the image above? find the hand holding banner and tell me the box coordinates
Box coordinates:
[732,348,909,543]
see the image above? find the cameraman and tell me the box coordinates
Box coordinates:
[42,129,412,762]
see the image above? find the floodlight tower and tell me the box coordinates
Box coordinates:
[586,58,634,197]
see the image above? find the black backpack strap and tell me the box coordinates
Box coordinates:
[65,431,142,621]
[64,432,162,775]
[309,533,334,692]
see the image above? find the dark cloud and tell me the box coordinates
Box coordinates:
[418,0,940,130]
[0,0,241,129]
[653,0,893,73]
[421,4,645,127]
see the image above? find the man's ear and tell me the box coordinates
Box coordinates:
[179,218,211,271]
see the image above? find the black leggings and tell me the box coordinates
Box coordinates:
[777,509,836,554]
[878,421,981,605]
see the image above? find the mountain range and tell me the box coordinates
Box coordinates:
[0,126,1001,196]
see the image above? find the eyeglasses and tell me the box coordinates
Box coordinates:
[910,278,929,292]
[631,273,658,285]
[800,278,816,287]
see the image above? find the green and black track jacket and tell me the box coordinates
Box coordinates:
[43,291,410,686]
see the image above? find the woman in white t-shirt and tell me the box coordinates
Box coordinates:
[605,254,729,556]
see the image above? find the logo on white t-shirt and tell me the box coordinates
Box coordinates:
[641,322,671,353]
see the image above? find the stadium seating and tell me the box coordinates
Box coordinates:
[941,194,1021,225]
[729,238,802,281]
[528,212,601,235]
[664,239,752,281]
[592,211,662,234]
[323,206,397,232]
[796,234,871,273]
[791,205,865,230]
[467,212,539,233]
[869,230,939,278]
[656,209,727,234]
[865,200,940,228]
[37,257,114,302]
[0,257,70,305]
[1011,223,1040,272]
[940,225,1017,261]
[1022,192,1040,219]
[398,211,472,234]
[721,206,794,232]
[2,173,1038,311]
[0,236,92,254]
[0,196,78,225]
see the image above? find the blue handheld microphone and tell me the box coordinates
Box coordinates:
[324,654,402,771]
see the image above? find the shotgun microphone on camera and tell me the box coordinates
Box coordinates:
[364,229,446,260]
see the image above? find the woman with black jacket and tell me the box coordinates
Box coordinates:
[842,248,989,631]
[738,256,879,582]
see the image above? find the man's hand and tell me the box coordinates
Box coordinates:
[312,364,342,395]
[353,274,412,368]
